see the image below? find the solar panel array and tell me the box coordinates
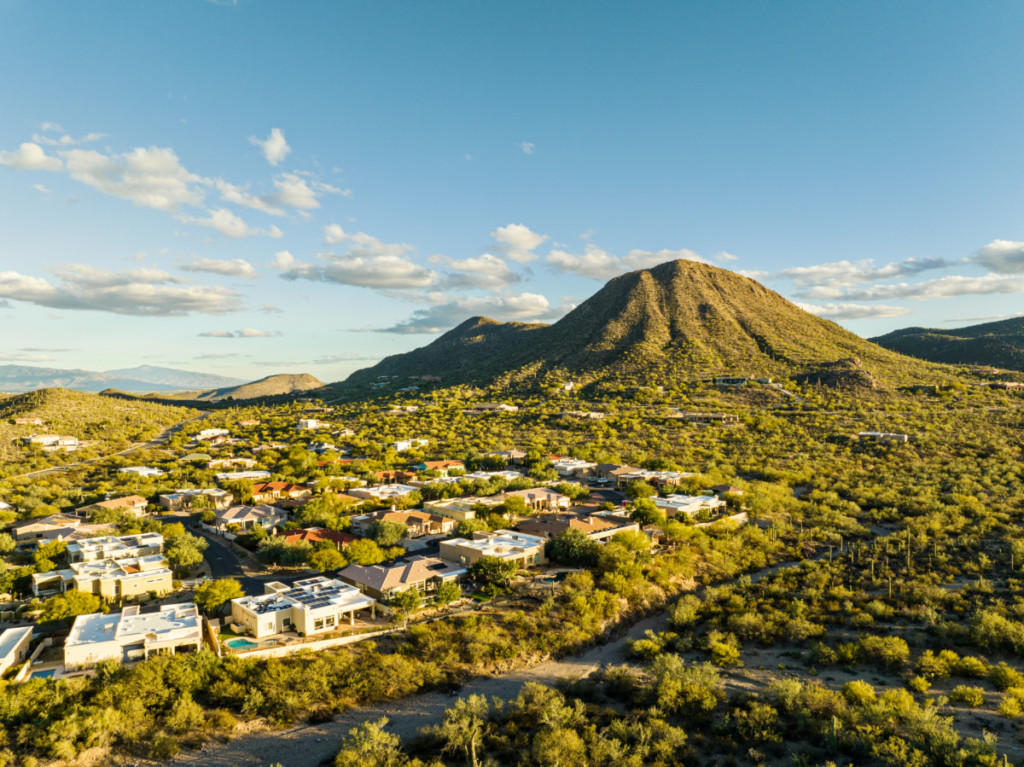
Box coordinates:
[283,583,351,610]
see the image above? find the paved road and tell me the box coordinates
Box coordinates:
[188,524,311,596]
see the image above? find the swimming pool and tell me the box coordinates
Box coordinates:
[29,669,56,679]
[225,638,258,650]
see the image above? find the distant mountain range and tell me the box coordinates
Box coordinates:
[341,259,950,391]
[872,316,1024,372]
[0,364,244,394]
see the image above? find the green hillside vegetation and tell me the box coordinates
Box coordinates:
[0,388,195,477]
[872,316,1024,372]
[341,260,957,393]
[196,372,324,401]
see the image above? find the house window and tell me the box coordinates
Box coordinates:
[265,621,274,630]
[314,618,325,631]
[325,615,336,626]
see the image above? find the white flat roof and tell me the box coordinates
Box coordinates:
[0,627,32,658]
[67,603,200,648]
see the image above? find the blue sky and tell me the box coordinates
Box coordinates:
[2,1,1024,383]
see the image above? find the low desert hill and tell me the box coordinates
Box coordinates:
[872,316,1024,372]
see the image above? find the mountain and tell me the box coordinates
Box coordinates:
[342,259,951,390]
[871,316,1024,372]
[195,373,324,401]
[0,365,185,394]
[103,365,244,390]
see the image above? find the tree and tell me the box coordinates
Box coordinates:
[194,578,244,615]
[309,547,347,572]
[500,496,528,524]
[165,532,208,573]
[434,581,461,607]
[370,520,408,547]
[391,588,421,627]
[161,522,187,539]
[0,532,16,554]
[347,539,388,566]
[470,555,519,589]
[548,529,600,567]
[625,480,656,500]
[200,509,217,525]
[40,590,104,622]
[434,694,490,767]
[629,497,666,527]
[334,717,407,767]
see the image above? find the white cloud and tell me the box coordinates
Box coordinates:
[802,273,1024,301]
[214,179,286,216]
[270,173,345,210]
[778,257,953,288]
[435,253,522,290]
[972,240,1024,275]
[0,353,59,362]
[260,303,284,313]
[61,146,205,210]
[277,250,437,289]
[31,131,106,147]
[797,302,912,320]
[270,250,298,270]
[180,257,260,279]
[199,328,281,338]
[547,245,712,280]
[374,291,571,334]
[249,128,291,166]
[33,184,50,194]
[0,142,62,171]
[519,142,535,155]
[490,223,549,263]
[179,208,283,239]
[317,225,415,259]
[0,266,241,315]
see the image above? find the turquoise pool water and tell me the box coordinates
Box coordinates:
[225,638,258,650]
[29,669,56,679]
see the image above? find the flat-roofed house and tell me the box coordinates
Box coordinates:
[424,496,503,522]
[230,577,378,639]
[33,533,172,599]
[74,495,149,518]
[439,529,547,568]
[338,556,466,601]
[64,603,202,668]
[654,494,726,518]
[413,460,465,476]
[0,627,33,675]
[498,487,570,512]
[158,488,234,512]
[347,484,420,502]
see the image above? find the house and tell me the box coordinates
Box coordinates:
[714,376,749,387]
[22,434,79,451]
[13,417,44,426]
[499,487,571,512]
[559,410,605,420]
[616,469,696,488]
[0,499,12,512]
[414,460,465,476]
[196,428,230,441]
[74,495,149,518]
[351,510,456,538]
[375,470,418,485]
[238,419,261,426]
[211,505,288,532]
[250,482,312,505]
[515,513,640,542]
[9,514,85,543]
[274,527,356,548]
[338,556,466,601]
[654,494,727,518]
[297,418,326,430]
[207,458,258,470]
[592,464,643,481]
[0,627,33,675]
[439,530,547,568]
[230,577,378,639]
[857,431,910,443]
[158,488,234,512]
[550,458,597,478]
[462,403,519,414]
[64,603,202,669]
[671,412,740,425]
[711,485,744,497]
[987,382,1024,390]
[423,496,503,522]
[347,484,420,502]
[67,532,164,564]
[215,470,272,482]
[385,405,419,414]
[392,438,429,452]
[34,554,174,599]
[482,449,527,464]
[460,470,525,482]
[117,466,165,478]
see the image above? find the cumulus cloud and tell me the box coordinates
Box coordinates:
[249,128,291,166]
[61,146,205,210]
[214,179,286,216]
[797,302,912,320]
[276,250,437,289]
[372,292,571,334]
[519,142,535,155]
[33,184,51,194]
[972,240,1024,275]
[0,142,62,171]
[779,257,953,288]
[31,131,106,147]
[198,328,282,338]
[269,172,345,210]
[180,257,260,279]
[490,223,548,263]
[547,245,712,280]
[179,208,283,239]
[802,274,1024,302]
[0,265,241,315]
[434,253,523,290]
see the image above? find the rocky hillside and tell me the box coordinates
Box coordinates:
[872,317,1024,372]
[196,373,324,401]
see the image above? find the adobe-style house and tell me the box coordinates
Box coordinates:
[439,530,548,568]
[250,481,312,505]
[74,495,149,518]
[499,487,571,512]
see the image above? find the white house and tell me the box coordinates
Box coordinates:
[392,438,429,452]
[215,470,272,482]
[64,604,202,668]
[551,458,597,478]
[230,577,378,639]
[347,484,420,502]
[439,529,547,568]
[117,466,165,478]
[654,494,726,518]
[212,504,288,532]
[0,627,33,675]
[158,488,234,511]
[297,418,326,430]
[196,428,230,441]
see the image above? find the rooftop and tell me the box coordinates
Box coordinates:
[0,627,32,658]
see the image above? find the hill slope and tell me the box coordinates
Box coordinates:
[343,260,950,390]
[104,365,244,390]
[871,316,1024,372]
[196,373,324,401]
